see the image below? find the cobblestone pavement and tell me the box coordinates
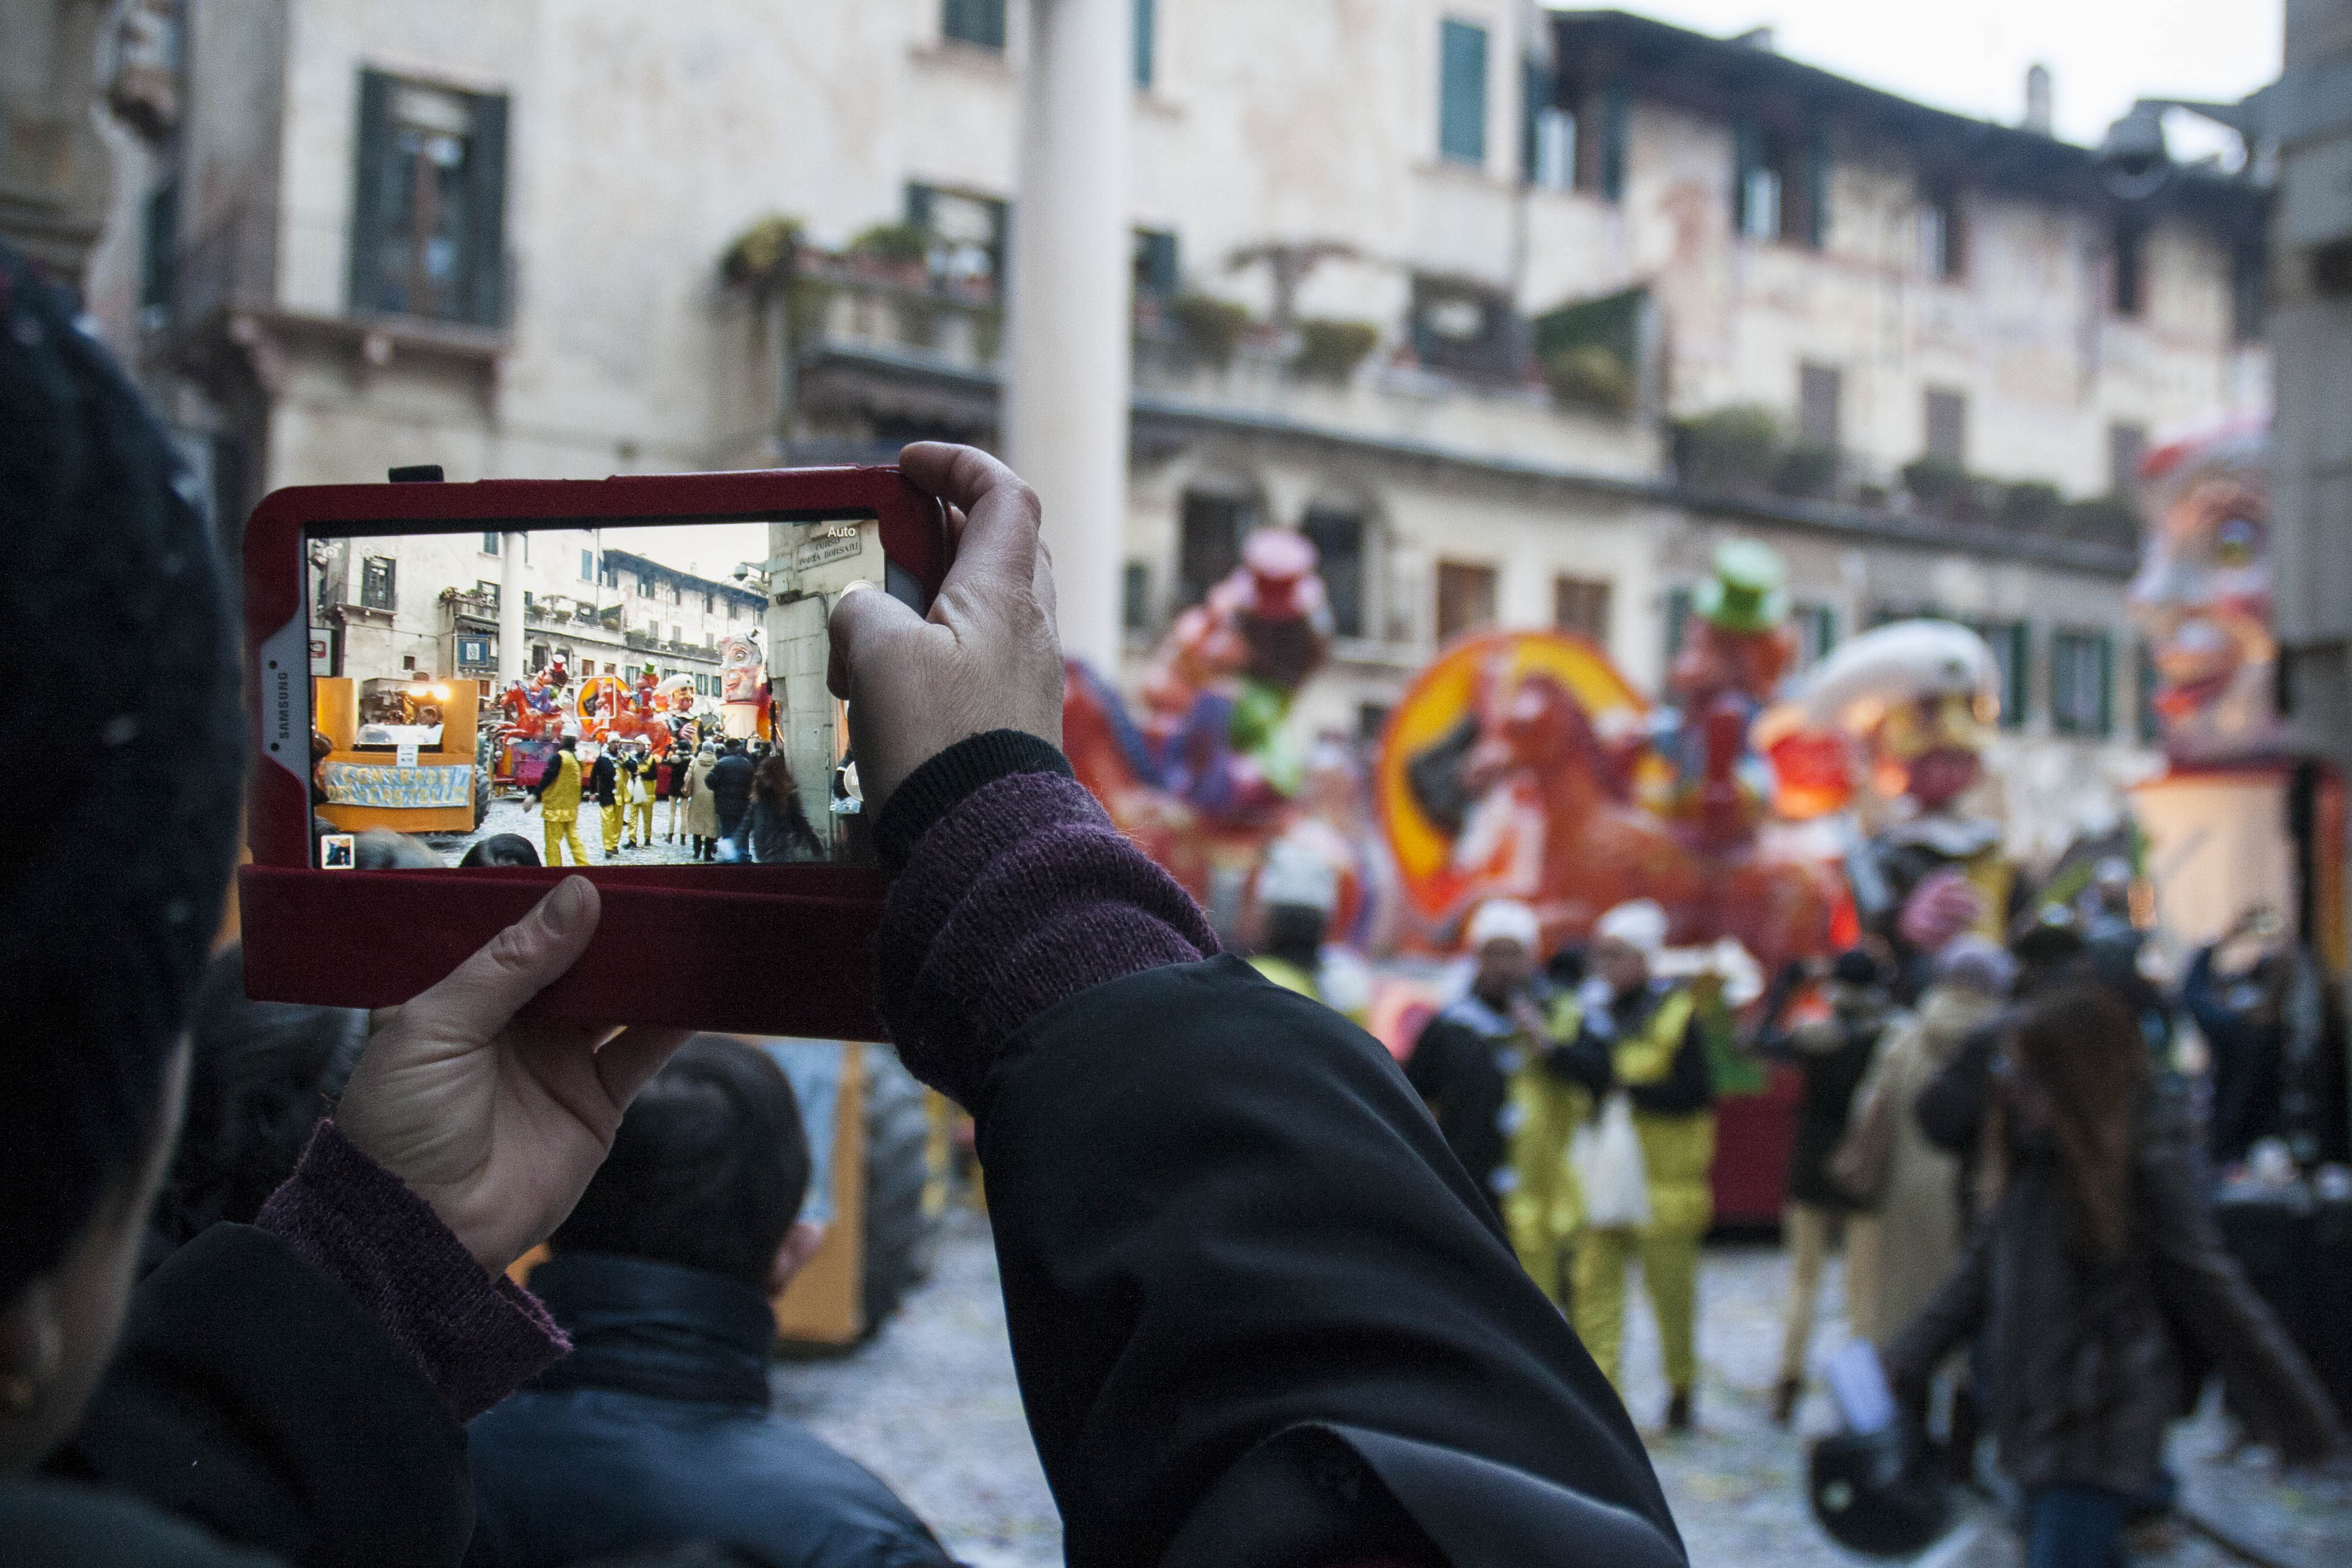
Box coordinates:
[417,794,709,866]
[775,1209,2346,1567]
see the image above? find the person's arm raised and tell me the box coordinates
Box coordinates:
[831,443,1681,1568]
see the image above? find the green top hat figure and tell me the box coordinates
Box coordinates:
[1692,539,1788,633]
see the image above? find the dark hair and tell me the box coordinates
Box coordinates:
[1,247,246,1302]
[1262,904,1327,970]
[458,832,542,868]
[1545,944,1587,989]
[1831,949,1882,988]
[550,1036,810,1287]
[150,949,366,1247]
[560,734,577,751]
[2005,984,2146,1261]
[725,739,745,756]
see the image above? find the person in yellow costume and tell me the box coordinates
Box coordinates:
[1246,837,1371,1026]
[1403,900,1588,1305]
[528,734,590,867]
[1559,898,1715,1434]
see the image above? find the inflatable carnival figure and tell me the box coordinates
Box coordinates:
[1375,627,1835,976]
[2127,419,2285,762]
[1802,620,2018,1001]
[1656,541,1797,851]
[1063,529,1336,908]
[718,635,774,742]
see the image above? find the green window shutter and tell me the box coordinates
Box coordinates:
[2097,633,2114,737]
[1439,21,1488,165]
[1601,84,1629,201]
[1135,229,1178,298]
[1520,56,1547,183]
[1134,0,1155,87]
[348,70,394,312]
[1665,586,1693,668]
[1805,128,1831,249]
[904,181,933,230]
[943,0,1005,50]
[1731,122,1761,234]
[2005,624,2031,730]
[2136,640,2162,743]
[463,91,509,328]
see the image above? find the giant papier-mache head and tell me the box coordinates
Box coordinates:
[2126,420,2278,761]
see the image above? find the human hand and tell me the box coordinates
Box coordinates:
[336,877,690,1273]
[1897,869,1983,953]
[826,442,1063,813]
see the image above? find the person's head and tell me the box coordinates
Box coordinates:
[1591,899,1668,998]
[1930,935,2016,1001]
[1257,839,1336,964]
[550,1036,820,1295]
[2011,906,2089,995]
[1998,984,2146,1261]
[1466,900,1541,1001]
[353,828,443,870]
[1827,947,1883,1010]
[1545,944,1587,991]
[1,245,245,1468]
[458,833,542,869]
[560,734,578,753]
[725,739,744,757]
[150,949,367,1250]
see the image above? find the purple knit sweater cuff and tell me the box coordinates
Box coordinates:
[876,768,1218,1107]
[256,1120,567,1422]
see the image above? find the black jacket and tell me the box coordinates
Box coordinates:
[1756,1003,1885,1211]
[981,957,1682,1567]
[587,753,619,808]
[707,754,754,832]
[464,1253,949,1568]
[1886,1087,2342,1496]
[22,1224,474,1567]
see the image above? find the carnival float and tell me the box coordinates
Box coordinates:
[1063,526,2027,1218]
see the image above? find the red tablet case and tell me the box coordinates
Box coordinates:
[240,467,947,1042]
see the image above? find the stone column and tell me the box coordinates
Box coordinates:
[1002,0,1132,671]
[498,531,526,684]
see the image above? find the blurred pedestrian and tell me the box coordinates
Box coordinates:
[146,949,367,1259]
[1750,949,1892,1425]
[684,743,719,861]
[623,750,655,848]
[654,744,685,843]
[1247,838,1368,1023]
[531,734,589,866]
[589,744,622,855]
[354,828,442,869]
[1884,985,2344,1568]
[748,751,823,864]
[707,741,753,862]
[1556,899,1715,1432]
[1841,936,2012,1351]
[466,1037,952,1567]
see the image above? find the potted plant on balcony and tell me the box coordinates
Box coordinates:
[1292,318,1381,384]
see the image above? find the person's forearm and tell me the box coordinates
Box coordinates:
[256,1120,567,1421]
[871,731,1218,1108]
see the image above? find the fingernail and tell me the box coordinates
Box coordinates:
[541,876,592,936]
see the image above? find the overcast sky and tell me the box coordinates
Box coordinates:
[1593,1,2282,158]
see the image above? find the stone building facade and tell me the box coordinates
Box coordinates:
[83,0,2273,861]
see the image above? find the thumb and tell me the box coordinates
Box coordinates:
[826,580,925,700]
[399,876,602,1042]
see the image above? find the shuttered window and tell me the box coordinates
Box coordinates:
[1554,576,1612,643]
[2051,630,2114,737]
[1134,0,1156,87]
[1302,508,1368,639]
[1925,388,1967,466]
[1438,21,1488,166]
[348,71,508,327]
[942,0,1005,50]
[1436,561,1497,644]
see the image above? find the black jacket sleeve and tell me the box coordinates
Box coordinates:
[973,956,1684,1568]
[1915,1022,1998,1156]
[46,1224,474,1568]
[1626,1015,1713,1117]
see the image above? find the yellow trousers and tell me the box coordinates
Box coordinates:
[602,801,625,852]
[542,812,589,867]
[629,800,653,842]
[1573,1224,1702,1396]
[1779,1202,1838,1385]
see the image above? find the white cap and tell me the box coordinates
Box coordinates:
[1466,898,1541,953]
[1258,837,1339,914]
[1595,898,1669,958]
